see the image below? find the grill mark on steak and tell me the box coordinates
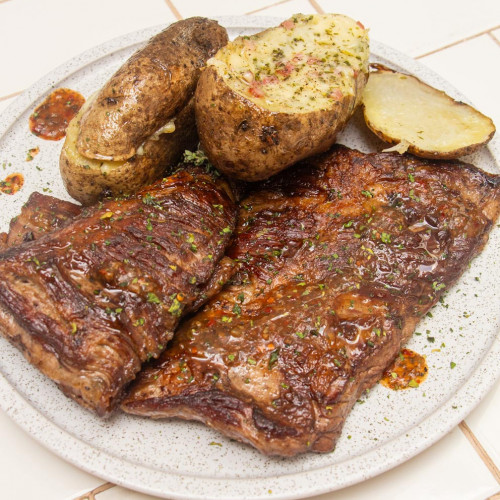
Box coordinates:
[122,146,500,456]
[0,166,237,416]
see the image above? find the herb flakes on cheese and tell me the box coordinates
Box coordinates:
[209,14,369,113]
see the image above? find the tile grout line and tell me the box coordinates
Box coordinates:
[459,421,500,484]
[246,0,291,16]
[0,90,23,102]
[72,482,115,500]
[163,0,183,20]
[488,31,500,46]
[308,0,324,14]
[415,25,500,59]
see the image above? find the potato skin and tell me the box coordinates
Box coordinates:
[60,99,198,206]
[195,66,368,181]
[364,117,496,160]
[77,17,228,161]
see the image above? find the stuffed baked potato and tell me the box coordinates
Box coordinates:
[195,14,369,181]
[60,17,228,204]
[60,97,197,205]
[77,17,228,161]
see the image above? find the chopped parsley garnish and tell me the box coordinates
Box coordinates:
[268,348,280,369]
[168,297,182,316]
[183,149,209,166]
[142,193,161,207]
[147,292,161,304]
[381,232,391,244]
[432,281,446,291]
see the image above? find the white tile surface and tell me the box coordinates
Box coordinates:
[308,427,499,500]
[0,0,174,97]
[315,0,500,56]
[419,34,500,127]
[96,485,158,499]
[466,379,500,470]
[248,0,317,17]
[492,28,500,43]
[172,0,280,18]
[0,408,103,499]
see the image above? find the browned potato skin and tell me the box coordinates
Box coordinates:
[195,66,368,181]
[61,99,198,206]
[77,17,228,161]
[364,117,496,160]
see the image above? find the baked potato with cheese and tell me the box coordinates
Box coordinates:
[60,97,197,205]
[195,14,369,181]
[60,17,228,205]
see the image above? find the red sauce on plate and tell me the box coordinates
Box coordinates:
[29,88,85,141]
[0,173,24,195]
[26,146,40,161]
[380,348,428,390]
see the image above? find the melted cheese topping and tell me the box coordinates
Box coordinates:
[150,119,176,141]
[209,14,369,113]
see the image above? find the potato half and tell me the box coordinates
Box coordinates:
[195,13,369,181]
[60,97,197,205]
[362,68,496,159]
[77,17,228,161]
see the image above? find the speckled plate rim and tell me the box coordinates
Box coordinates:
[0,16,498,500]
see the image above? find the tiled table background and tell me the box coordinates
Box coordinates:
[0,0,499,499]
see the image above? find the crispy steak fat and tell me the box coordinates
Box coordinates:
[0,166,237,416]
[122,146,500,456]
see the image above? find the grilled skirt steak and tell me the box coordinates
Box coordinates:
[0,166,237,416]
[122,146,500,456]
[0,192,82,251]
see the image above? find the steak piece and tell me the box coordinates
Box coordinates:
[0,192,81,251]
[122,146,500,456]
[0,166,237,416]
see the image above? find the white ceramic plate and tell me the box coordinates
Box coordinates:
[0,17,499,500]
